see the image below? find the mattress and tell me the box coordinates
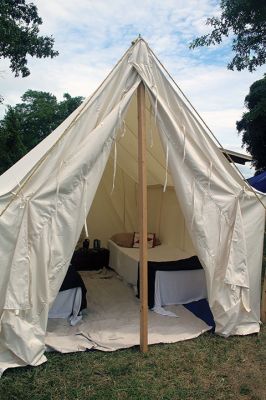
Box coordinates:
[109,240,193,263]
[108,240,207,309]
[108,240,194,286]
[48,265,87,326]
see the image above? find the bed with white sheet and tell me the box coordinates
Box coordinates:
[48,265,87,326]
[108,240,207,310]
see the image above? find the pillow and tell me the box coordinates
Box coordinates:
[132,232,155,248]
[111,232,134,248]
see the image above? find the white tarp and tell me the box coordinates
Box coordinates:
[0,38,265,374]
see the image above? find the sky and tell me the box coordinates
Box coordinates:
[0,0,265,177]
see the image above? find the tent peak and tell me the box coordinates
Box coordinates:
[131,34,144,46]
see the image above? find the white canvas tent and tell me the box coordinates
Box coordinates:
[0,38,265,374]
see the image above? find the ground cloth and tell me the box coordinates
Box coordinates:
[45,269,211,353]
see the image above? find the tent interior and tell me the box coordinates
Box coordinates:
[86,91,195,252]
[45,89,214,354]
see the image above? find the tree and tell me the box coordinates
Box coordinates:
[0,108,27,172]
[236,75,266,173]
[190,0,266,72]
[0,0,58,77]
[0,90,84,175]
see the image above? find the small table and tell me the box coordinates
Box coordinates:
[71,248,110,271]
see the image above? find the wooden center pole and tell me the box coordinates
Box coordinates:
[137,81,148,353]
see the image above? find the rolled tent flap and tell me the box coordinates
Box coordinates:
[0,38,265,373]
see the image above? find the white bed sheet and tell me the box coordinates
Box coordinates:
[108,240,207,307]
[154,270,207,307]
[48,287,83,326]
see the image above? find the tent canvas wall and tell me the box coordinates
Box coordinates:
[0,38,265,374]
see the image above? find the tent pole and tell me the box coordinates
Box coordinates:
[137,81,148,353]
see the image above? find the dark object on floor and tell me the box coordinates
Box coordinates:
[71,247,110,270]
[83,238,90,249]
[60,264,87,310]
[184,299,215,331]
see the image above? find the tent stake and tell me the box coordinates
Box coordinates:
[138,81,148,352]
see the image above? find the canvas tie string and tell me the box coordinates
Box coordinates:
[208,161,213,193]
[47,208,54,271]
[111,140,117,194]
[118,87,129,139]
[118,102,123,133]
[83,177,89,238]
[121,119,126,137]
[241,287,251,312]
[118,87,129,130]
[55,160,64,218]
[96,98,100,118]
[149,79,158,136]
[218,210,223,247]
[46,161,64,272]
[11,179,29,209]
[149,104,154,148]
[216,210,223,269]
[11,191,29,209]
[163,139,169,192]
[182,124,186,163]
[191,178,196,229]
[154,85,158,130]
[181,106,196,146]
[200,161,213,219]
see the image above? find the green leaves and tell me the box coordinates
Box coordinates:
[237,75,266,172]
[190,1,266,170]
[190,0,266,72]
[0,90,84,175]
[0,0,58,77]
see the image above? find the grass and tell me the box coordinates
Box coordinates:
[0,326,265,400]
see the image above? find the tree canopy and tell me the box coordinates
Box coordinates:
[0,0,58,77]
[0,90,84,175]
[237,75,266,173]
[190,0,266,72]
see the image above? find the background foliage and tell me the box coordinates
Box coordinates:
[237,75,266,173]
[0,0,58,78]
[190,0,266,72]
[0,90,84,175]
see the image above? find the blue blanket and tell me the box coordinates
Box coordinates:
[247,171,266,193]
[184,299,215,331]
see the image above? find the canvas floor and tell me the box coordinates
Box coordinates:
[45,269,211,353]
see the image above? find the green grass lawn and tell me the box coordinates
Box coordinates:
[0,326,265,400]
